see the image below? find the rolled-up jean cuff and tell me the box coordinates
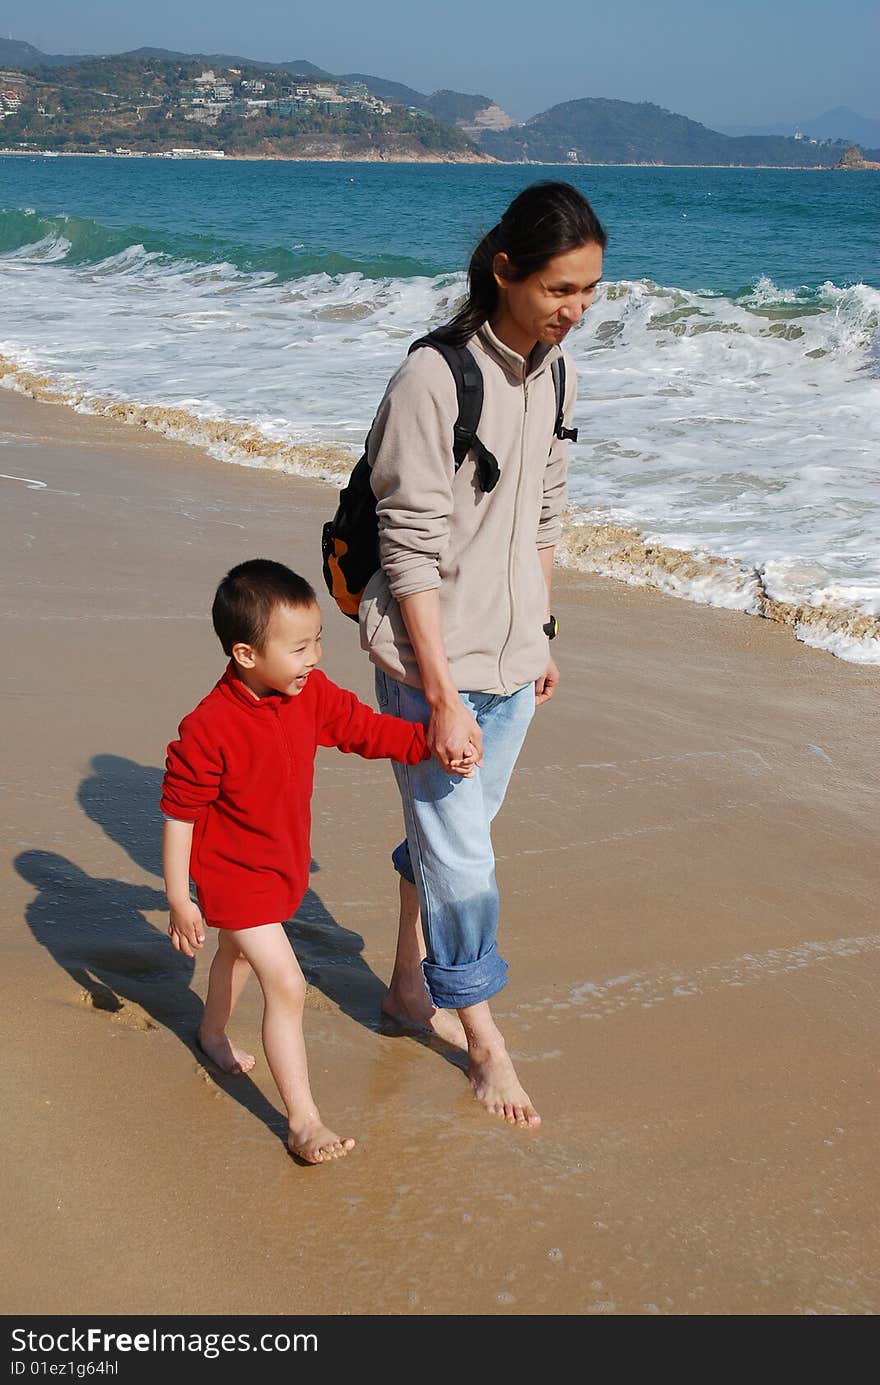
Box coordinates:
[421,944,509,1009]
[391,840,415,884]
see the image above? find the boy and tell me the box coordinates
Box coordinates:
[161,559,473,1164]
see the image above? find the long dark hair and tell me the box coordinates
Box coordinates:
[437,181,607,346]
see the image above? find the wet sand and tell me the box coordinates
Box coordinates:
[1,388,878,1316]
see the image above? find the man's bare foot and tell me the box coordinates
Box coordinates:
[196,1028,256,1075]
[288,1116,356,1165]
[467,1044,541,1127]
[382,989,468,1050]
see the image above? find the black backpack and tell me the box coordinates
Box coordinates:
[321,332,577,620]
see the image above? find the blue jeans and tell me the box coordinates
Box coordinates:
[375,669,535,1010]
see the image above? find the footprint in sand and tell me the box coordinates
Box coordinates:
[77,979,157,1030]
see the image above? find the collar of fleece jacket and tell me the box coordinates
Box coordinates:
[218,659,293,712]
[475,320,561,383]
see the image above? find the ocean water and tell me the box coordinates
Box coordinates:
[1,157,878,663]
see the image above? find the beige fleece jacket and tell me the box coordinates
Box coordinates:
[359,321,576,695]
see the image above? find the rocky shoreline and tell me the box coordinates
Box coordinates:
[836,144,880,170]
[2,146,871,168]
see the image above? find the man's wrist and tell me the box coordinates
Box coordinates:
[425,686,461,711]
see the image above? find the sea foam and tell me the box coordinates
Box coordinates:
[2,220,878,665]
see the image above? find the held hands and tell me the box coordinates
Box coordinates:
[167,898,206,957]
[448,741,480,777]
[428,695,483,776]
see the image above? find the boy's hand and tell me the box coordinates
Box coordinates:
[167,900,206,957]
[428,698,483,772]
[448,740,480,778]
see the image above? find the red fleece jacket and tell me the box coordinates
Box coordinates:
[160,662,428,929]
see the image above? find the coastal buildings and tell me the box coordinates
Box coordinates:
[0,89,22,118]
[0,70,25,119]
[168,147,226,158]
[0,58,469,159]
[176,70,392,126]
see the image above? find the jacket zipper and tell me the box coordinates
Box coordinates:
[273,705,295,784]
[497,369,530,693]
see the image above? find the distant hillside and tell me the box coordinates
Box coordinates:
[479,98,850,166]
[722,106,880,146]
[1,37,870,168]
[118,48,334,79]
[0,55,485,161]
[0,38,496,127]
[0,37,88,69]
[422,90,494,123]
[340,73,427,109]
[0,36,336,87]
[338,76,512,132]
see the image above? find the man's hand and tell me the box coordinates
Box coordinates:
[535,656,560,707]
[428,696,483,772]
[167,899,206,958]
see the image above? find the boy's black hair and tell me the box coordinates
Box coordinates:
[212,559,317,655]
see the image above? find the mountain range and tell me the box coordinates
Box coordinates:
[721,107,880,146]
[1,38,877,165]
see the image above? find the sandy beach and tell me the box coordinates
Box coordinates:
[2,386,878,1317]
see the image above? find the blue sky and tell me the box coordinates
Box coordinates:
[3,0,878,126]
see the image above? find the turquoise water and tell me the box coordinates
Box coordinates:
[1,157,877,291]
[1,156,879,663]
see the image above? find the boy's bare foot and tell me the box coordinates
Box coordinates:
[382,989,468,1050]
[196,1028,256,1075]
[467,1044,541,1127]
[288,1117,356,1164]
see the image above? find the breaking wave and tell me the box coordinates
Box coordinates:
[2,215,878,666]
[0,207,440,281]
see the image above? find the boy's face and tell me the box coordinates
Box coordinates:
[233,601,323,698]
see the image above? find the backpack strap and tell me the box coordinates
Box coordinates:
[408,334,500,493]
[551,357,579,443]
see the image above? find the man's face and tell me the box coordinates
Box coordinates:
[498,241,604,351]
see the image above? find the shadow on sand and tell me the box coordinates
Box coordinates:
[16,754,460,1149]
